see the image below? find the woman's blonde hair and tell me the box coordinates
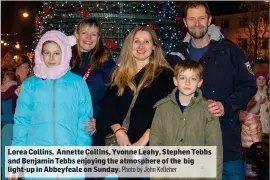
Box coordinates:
[70,18,111,72]
[110,26,172,96]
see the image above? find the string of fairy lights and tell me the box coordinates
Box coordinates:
[1,34,27,51]
[1,40,22,49]
[34,1,181,58]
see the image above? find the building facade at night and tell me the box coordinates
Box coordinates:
[213,11,269,60]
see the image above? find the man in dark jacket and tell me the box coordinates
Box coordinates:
[167,2,257,180]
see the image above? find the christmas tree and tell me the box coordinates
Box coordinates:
[34,1,180,58]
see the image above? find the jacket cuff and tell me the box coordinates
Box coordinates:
[221,101,235,118]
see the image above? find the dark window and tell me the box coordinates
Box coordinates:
[263,15,269,24]
[261,38,269,49]
[221,19,230,28]
[212,18,216,25]
[240,38,248,50]
[239,17,248,27]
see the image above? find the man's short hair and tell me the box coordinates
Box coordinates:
[174,59,204,79]
[184,1,211,18]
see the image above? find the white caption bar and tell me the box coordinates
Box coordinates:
[6,146,217,178]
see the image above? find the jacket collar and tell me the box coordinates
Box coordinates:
[182,24,226,54]
[174,40,227,60]
[183,24,224,43]
[170,87,203,108]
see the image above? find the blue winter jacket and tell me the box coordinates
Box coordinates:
[12,30,93,146]
[12,71,93,146]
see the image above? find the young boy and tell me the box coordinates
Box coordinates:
[150,59,223,179]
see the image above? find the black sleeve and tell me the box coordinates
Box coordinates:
[147,69,175,128]
[221,44,257,118]
[95,85,121,145]
[157,69,175,101]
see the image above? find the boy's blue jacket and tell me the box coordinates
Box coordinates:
[12,30,93,146]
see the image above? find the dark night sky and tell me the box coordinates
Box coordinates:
[1,1,42,34]
[205,1,241,16]
[1,1,241,53]
[1,1,43,52]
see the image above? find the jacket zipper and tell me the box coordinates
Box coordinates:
[52,80,58,179]
[53,80,56,145]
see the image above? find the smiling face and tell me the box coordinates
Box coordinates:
[173,69,203,97]
[132,30,154,64]
[42,42,62,68]
[183,5,211,39]
[75,25,100,52]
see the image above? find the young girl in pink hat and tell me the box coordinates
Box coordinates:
[12,30,93,146]
[10,30,92,180]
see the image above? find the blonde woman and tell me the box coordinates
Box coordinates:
[95,26,175,148]
[71,18,116,124]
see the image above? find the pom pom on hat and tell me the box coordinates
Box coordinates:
[68,35,77,47]
[255,71,269,80]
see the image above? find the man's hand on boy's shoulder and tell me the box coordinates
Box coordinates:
[208,99,224,117]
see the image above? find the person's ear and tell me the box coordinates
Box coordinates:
[173,76,178,87]
[208,15,212,26]
[197,79,203,88]
[183,18,188,28]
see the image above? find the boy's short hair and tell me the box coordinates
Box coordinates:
[3,71,16,81]
[174,59,204,79]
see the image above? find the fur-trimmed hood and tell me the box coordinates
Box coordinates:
[34,30,72,79]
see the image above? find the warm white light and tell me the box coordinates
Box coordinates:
[22,12,29,18]
[15,44,20,49]
[14,55,18,60]
[1,40,4,44]
[4,42,7,46]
